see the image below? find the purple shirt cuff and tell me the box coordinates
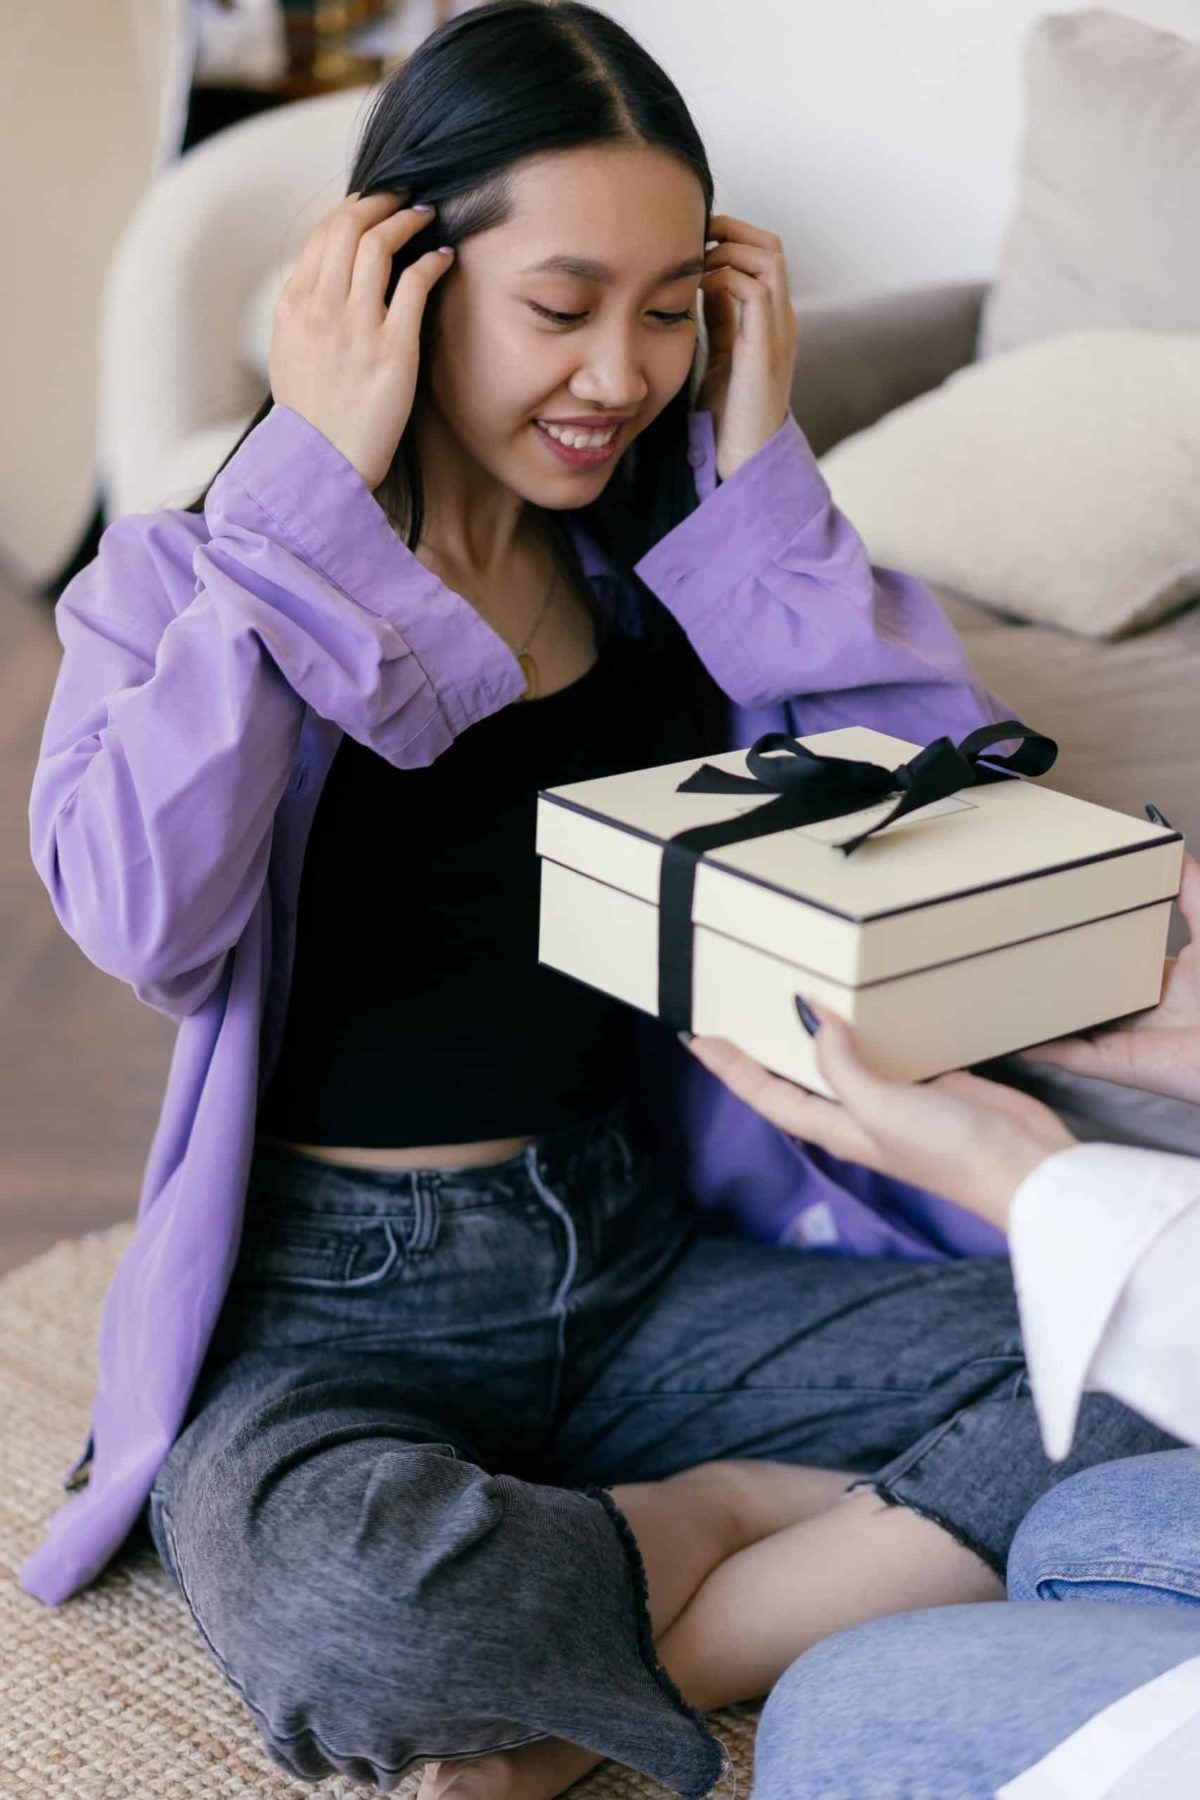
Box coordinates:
[207,403,527,731]
[633,409,829,627]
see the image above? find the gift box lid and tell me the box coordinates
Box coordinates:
[535,726,1183,986]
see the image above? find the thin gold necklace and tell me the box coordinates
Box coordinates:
[419,541,559,702]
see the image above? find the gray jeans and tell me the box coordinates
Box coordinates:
[146,1098,1172,1795]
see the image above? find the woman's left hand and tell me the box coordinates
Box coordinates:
[696,214,800,481]
[685,1006,1078,1230]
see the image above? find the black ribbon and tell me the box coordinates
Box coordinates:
[658,720,1057,1032]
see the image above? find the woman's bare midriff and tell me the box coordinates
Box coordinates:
[257,1132,537,1172]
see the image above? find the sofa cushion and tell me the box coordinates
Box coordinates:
[980,9,1200,357]
[932,581,1200,866]
[818,328,1200,639]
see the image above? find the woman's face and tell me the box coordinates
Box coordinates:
[421,141,708,509]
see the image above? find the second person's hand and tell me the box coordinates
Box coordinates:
[1021,849,1200,1107]
[268,191,454,492]
[685,1006,1077,1231]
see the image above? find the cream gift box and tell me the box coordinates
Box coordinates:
[535,724,1183,1098]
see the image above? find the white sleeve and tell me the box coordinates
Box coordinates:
[1009,1141,1200,1460]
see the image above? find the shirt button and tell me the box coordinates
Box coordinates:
[687,446,705,468]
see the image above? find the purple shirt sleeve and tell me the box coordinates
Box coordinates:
[634,409,1011,742]
[28,404,525,1019]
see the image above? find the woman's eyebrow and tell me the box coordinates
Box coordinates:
[518,253,707,282]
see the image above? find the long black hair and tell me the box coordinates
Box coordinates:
[183,2,715,623]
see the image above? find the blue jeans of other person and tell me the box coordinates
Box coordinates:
[146,1100,1173,1796]
[753,1448,1200,1800]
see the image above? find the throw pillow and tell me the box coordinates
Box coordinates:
[980,9,1200,358]
[818,328,1200,640]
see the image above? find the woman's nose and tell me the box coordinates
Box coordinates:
[570,332,648,411]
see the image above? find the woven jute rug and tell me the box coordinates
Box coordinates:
[2,1223,760,1798]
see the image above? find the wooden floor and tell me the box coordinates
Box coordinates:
[1,562,174,1274]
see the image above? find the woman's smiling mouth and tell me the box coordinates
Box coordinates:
[532,417,626,466]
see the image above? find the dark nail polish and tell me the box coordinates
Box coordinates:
[794,995,820,1036]
[1146,803,1177,830]
[676,1028,694,1046]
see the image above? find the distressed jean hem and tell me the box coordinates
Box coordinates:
[847,1475,1006,1581]
[587,1484,725,1799]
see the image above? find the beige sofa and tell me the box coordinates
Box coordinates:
[791,8,1200,870]
[789,279,1200,865]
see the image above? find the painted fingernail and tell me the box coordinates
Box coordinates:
[676,1029,694,1046]
[437,244,455,255]
[794,996,820,1036]
[412,201,436,212]
[1146,803,1177,830]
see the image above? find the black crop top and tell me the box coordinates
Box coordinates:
[256,613,715,1148]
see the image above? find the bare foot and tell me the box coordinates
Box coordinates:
[417,1736,603,1799]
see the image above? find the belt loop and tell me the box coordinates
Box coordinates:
[408,1172,441,1255]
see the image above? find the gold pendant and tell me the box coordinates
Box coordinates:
[517,650,538,700]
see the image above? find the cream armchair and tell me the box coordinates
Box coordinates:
[99,83,377,522]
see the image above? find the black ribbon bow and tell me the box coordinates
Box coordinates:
[658,720,1057,1033]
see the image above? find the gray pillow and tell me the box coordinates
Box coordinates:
[980,8,1200,358]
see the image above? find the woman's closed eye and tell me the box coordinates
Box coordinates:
[528,302,695,326]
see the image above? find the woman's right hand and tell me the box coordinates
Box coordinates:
[268,191,453,492]
[1021,849,1200,1106]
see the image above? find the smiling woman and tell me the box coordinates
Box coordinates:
[179,0,733,1192]
[184,9,719,571]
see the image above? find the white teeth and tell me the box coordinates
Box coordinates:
[537,420,618,449]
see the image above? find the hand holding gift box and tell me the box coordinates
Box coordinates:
[680,847,1200,1233]
[536,724,1182,1099]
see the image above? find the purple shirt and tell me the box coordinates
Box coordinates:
[23,402,1010,1605]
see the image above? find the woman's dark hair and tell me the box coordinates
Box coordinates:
[184,0,716,687]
